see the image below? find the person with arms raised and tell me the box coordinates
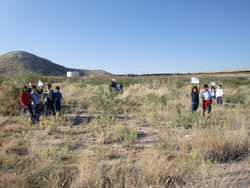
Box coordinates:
[27,82,43,94]
[190,80,200,112]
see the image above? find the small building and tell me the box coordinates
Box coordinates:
[67,71,80,77]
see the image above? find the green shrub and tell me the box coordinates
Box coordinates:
[224,92,246,104]
[12,70,44,86]
[146,93,167,107]
[175,79,186,88]
[222,78,250,88]
[123,127,137,145]
[167,111,201,129]
[91,87,122,115]
[0,81,20,115]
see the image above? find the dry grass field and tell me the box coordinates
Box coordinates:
[0,73,249,187]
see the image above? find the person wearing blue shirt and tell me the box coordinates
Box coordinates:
[30,85,40,122]
[120,83,123,91]
[54,86,62,112]
[190,81,200,112]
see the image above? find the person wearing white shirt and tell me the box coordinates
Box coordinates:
[216,85,224,105]
[201,84,212,116]
[201,88,212,101]
[210,85,216,99]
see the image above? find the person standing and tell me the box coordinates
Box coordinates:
[210,85,216,100]
[190,81,200,112]
[216,85,224,105]
[109,79,117,89]
[30,85,41,122]
[120,83,123,91]
[54,86,62,113]
[20,86,34,120]
[201,84,212,117]
[44,84,55,116]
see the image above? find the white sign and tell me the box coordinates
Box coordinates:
[210,82,216,86]
[191,77,199,84]
[38,80,43,88]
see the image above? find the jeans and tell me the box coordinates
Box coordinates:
[192,103,199,112]
[45,102,55,116]
[22,105,33,120]
[32,104,40,121]
[217,97,222,105]
[54,101,61,112]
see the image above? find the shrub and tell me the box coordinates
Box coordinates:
[175,79,186,88]
[0,81,20,115]
[12,70,44,86]
[146,93,167,107]
[87,114,137,145]
[224,92,246,104]
[167,111,201,129]
[221,78,249,88]
[91,87,122,115]
[186,129,248,162]
[25,165,75,188]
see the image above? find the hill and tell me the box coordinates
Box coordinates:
[0,51,109,77]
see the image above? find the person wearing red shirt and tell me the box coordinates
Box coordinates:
[20,86,34,119]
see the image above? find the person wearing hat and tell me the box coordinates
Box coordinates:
[110,78,117,89]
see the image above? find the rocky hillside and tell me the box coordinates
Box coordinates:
[0,51,109,77]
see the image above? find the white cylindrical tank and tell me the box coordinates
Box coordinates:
[67,71,80,77]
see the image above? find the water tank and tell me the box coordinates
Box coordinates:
[67,71,80,77]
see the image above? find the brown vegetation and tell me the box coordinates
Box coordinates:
[0,75,249,187]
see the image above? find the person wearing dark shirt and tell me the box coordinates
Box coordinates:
[44,84,55,116]
[20,86,34,120]
[27,82,43,94]
[109,78,117,89]
[190,81,200,112]
[110,81,117,88]
[54,86,62,112]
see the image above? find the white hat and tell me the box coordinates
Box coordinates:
[112,78,116,82]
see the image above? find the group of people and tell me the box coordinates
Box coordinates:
[190,81,224,116]
[20,82,62,123]
[109,79,123,91]
[20,79,224,122]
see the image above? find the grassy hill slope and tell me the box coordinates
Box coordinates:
[0,51,109,77]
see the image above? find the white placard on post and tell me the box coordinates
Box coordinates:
[38,80,44,88]
[191,77,199,84]
[210,82,216,86]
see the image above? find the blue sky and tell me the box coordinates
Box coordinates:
[0,0,249,74]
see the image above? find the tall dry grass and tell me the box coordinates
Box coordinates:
[0,78,249,187]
